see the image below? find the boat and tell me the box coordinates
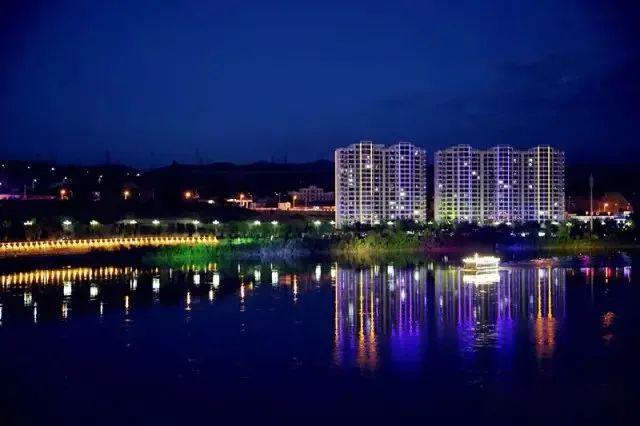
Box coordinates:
[462,253,500,271]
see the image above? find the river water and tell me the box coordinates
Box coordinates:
[0,254,639,425]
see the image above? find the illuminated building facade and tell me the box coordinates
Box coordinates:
[434,144,565,223]
[335,141,427,227]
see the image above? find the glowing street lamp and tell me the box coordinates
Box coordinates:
[62,220,72,233]
[152,219,160,226]
[122,189,131,200]
[184,191,193,200]
[23,220,34,227]
[313,220,321,227]
[270,220,278,226]
[89,220,100,227]
[252,220,261,226]
[192,219,200,233]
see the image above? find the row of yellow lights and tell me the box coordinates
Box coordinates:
[0,235,218,256]
[0,264,223,287]
[1,267,136,287]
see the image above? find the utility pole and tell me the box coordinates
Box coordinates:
[589,173,594,234]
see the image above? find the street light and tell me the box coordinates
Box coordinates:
[23,220,34,227]
[152,219,160,226]
[62,220,72,234]
[122,189,131,200]
[90,220,100,227]
[192,220,200,234]
[313,220,321,227]
[252,220,261,226]
[270,220,278,226]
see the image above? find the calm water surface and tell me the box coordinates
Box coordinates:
[0,255,639,425]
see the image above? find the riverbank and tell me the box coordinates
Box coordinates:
[2,227,639,264]
[143,237,326,267]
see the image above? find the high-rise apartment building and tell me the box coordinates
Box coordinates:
[434,145,564,223]
[335,141,427,228]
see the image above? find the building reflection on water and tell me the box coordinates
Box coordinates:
[332,264,630,371]
[0,262,632,371]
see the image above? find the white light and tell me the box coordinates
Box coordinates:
[192,220,200,225]
[313,220,321,227]
[152,219,160,226]
[63,281,72,297]
[252,220,261,226]
[90,220,100,226]
[153,277,160,293]
[129,220,138,225]
[212,220,220,225]
[193,274,200,285]
[90,284,99,299]
[62,220,72,226]
[212,272,220,288]
[270,220,278,226]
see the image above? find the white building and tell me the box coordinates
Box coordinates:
[289,185,334,205]
[434,145,565,223]
[335,141,427,228]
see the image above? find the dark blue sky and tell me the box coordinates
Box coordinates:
[1,0,639,166]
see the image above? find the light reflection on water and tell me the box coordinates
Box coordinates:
[0,258,637,424]
[0,263,632,368]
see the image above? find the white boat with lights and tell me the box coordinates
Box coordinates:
[462,253,501,271]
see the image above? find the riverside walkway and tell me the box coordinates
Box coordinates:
[0,235,218,258]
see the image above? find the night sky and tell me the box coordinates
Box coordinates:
[1,0,639,166]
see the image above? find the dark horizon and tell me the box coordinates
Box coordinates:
[1,1,639,166]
